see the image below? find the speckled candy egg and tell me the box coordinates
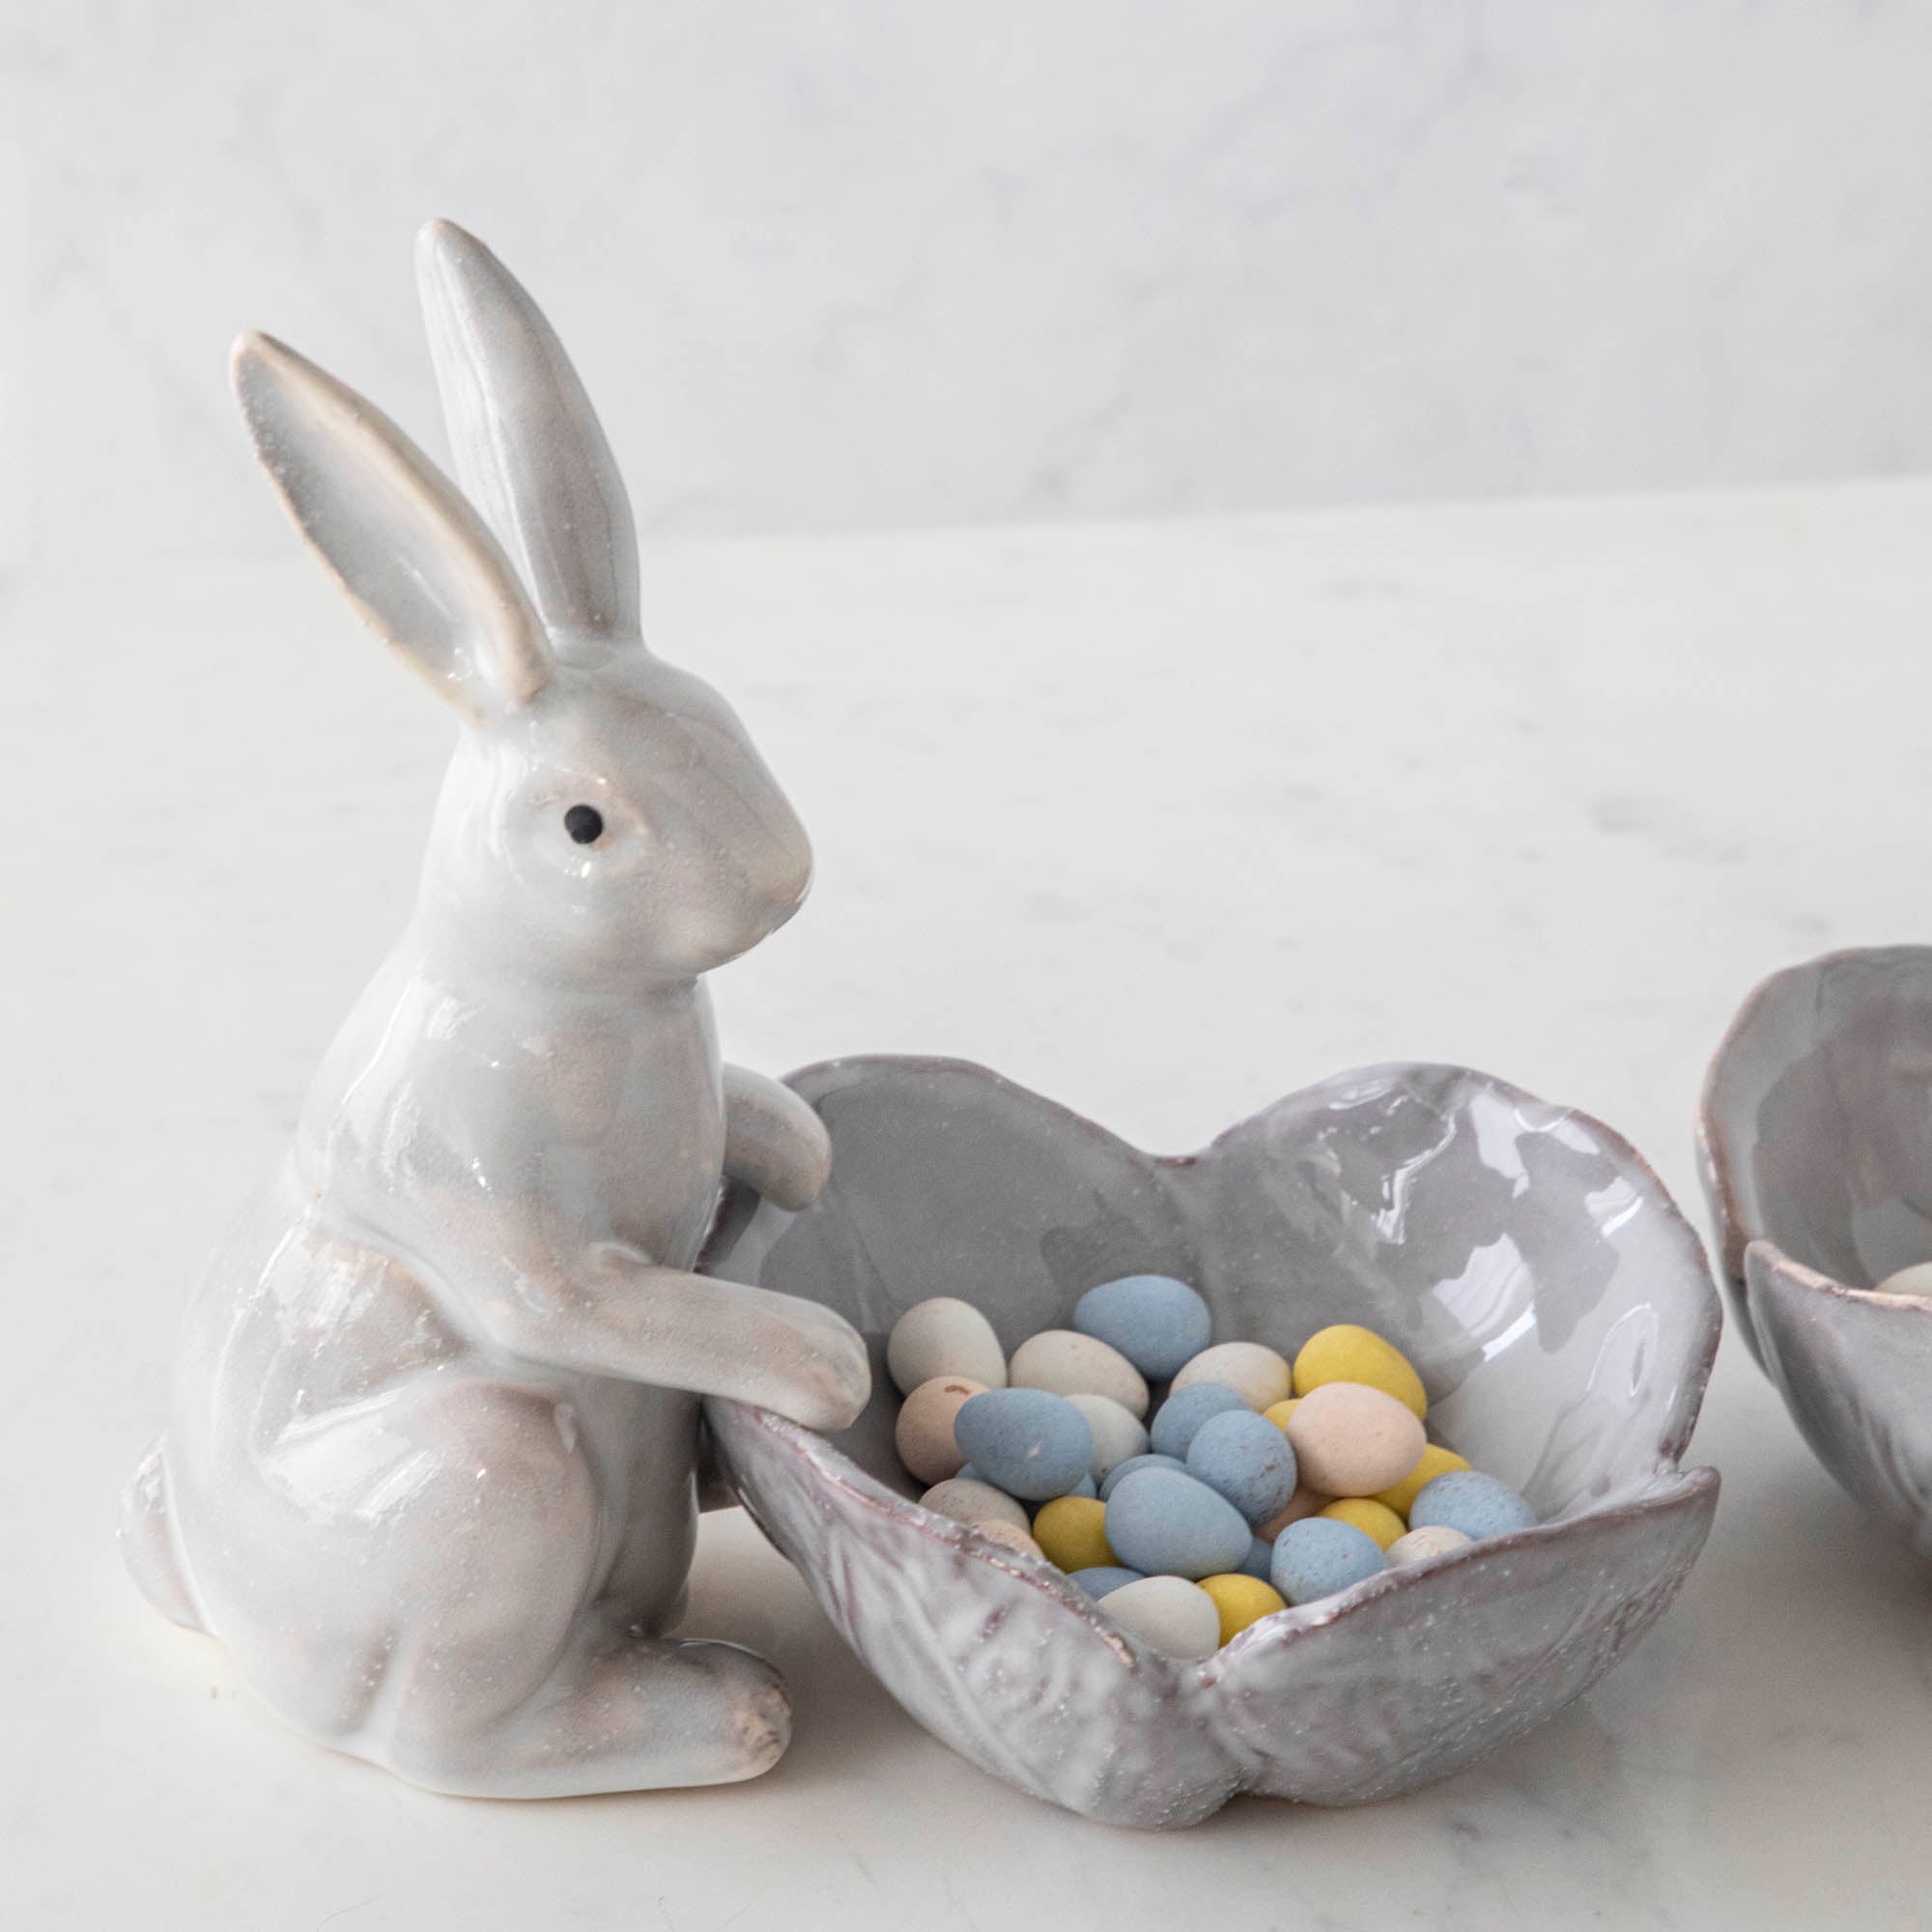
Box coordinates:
[1097,1452,1189,1500]
[1033,1494,1115,1572]
[1387,1524,1472,1568]
[1103,1467,1252,1580]
[1373,1443,1469,1520]
[1009,1330,1150,1419]
[918,1476,1030,1534]
[1256,1485,1328,1540]
[972,1520,1044,1561]
[1096,1575,1222,1658]
[886,1297,1008,1396]
[1270,1516,1390,1605]
[952,1388,1094,1502]
[1184,1407,1299,1524]
[1198,1572,1287,1644]
[1071,1274,1212,1379]
[1065,1393,1150,1483]
[1068,1565,1145,1598]
[895,1376,987,1486]
[1292,1323,1428,1420]
[1317,1496,1406,1549]
[1148,1381,1249,1460]
[1170,1341,1293,1412]
[1284,1380,1427,1497]
[1409,1470,1537,1540]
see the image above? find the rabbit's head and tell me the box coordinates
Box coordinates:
[234,220,810,985]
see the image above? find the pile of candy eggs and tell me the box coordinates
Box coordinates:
[886,1277,1538,1659]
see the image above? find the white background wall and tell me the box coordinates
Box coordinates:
[5,0,1932,568]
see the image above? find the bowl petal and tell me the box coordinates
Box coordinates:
[709,1399,1242,1829]
[1744,1239,1932,1555]
[1174,1064,1719,1512]
[1703,945,1932,1300]
[1203,1470,1717,1804]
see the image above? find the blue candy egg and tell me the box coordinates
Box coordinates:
[1270,1518,1389,1605]
[1103,1467,1252,1580]
[1072,1274,1213,1379]
[1067,1565,1145,1599]
[1060,1471,1098,1499]
[1184,1408,1298,1524]
[953,1388,1095,1501]
[1148,1381,1249,1460]
[1238,1535,1274,1581]
[1097,1452,1189,1501]
[1408,1470,1536,1541]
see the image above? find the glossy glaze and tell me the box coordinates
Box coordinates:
[703,1056,1722,1827]
[118,221,870,1796]
[1700,945,1932,1553]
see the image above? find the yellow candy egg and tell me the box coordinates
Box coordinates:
[1198,1573,1288,1645]
[1373,1443,1471,1520]
[1293,1324,1428,1420]
[1318,1496,1406,1550]
[1262,1397,1299,1433]
[1032,1495,1116,1573]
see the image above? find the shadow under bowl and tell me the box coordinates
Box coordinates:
[1701,944,1932,1555]
[706,1056,1720,1828]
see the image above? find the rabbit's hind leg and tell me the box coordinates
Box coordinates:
[118,1436,205,1632]
[384,1622,792,1798]
[314,1378,786,1798]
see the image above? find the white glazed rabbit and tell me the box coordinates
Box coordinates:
[119,221,870,1797]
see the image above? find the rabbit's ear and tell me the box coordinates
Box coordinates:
[414,218,640,642]
[232,331,553,720]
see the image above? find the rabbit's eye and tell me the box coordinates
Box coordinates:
[563,804,605,845]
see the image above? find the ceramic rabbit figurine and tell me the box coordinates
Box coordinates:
[118,220,870,1797]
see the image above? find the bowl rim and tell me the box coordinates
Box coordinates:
[714,1051,1724,1662]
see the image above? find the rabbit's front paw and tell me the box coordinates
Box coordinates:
[773,1300,871,1434]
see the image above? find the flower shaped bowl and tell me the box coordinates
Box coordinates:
[703,1056,1721,1828]
[1701,945,1932,1554]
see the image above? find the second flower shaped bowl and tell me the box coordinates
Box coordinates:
[704,1056,1721,1829]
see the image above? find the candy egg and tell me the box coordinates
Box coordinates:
[1009,1330,1150,1419]
[1317,1496,1406,1550]
[1293,1323,1428,1420]
[1409,1470,1536,1540]
[918,1476,1030,1534]
[1270,1517,1389,1605]
[1033,1495,1115,1572]
[1237,1535,1274,1580]
[887,1297,1007,1395]
[1148,1381,1248,1460]
[1256,1485,1329,1540]
[1875,1261,1932,1296]
[895,1376,987,1486]
[1103,1467,1252,1580]
[1285,1381,1427,1497]
[1373,1443,1470,1520]
[1262,1397,1299,1433]
[1171,1342,1293,1412]
[1065,1393,1150,1482]
[1071,1274,1212,1378]
[1097,1576,1222,1658]
[1068,1565,1145,1598]
[953,1388,1094,1501]
[1198,1573,1287,1644]
[1061,1472,1098,1499]
[1387,1524,1473,1568]
[1098,1452,1189,1500]
[972,1520,1044,1560]
[1184,1408,1299,1524]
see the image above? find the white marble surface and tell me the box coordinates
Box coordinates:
[8,479,1932,1924]
[10,3,1932,569]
